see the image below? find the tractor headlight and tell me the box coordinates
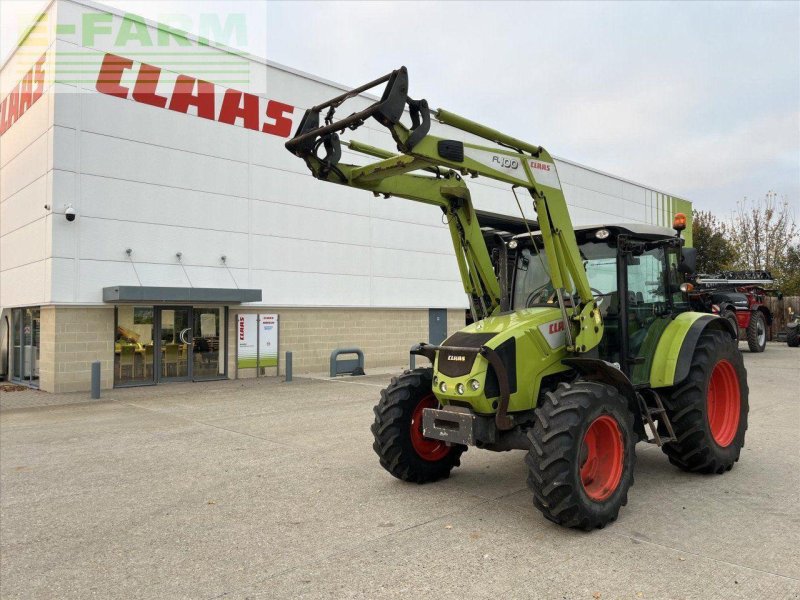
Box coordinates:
[469,378,480,391]
[456,383,465,395]
[439,381,448,393]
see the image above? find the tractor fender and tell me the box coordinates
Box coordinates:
[757,305,772,325]
[650,313,736,388]
[561,357,646,440]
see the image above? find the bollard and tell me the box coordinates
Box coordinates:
[285,351,293,382]
[91,361,101,399]
[330,348,365,377]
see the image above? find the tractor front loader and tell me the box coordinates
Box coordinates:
[285,68,749,530]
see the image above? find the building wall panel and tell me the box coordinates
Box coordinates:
[1,0,691,314]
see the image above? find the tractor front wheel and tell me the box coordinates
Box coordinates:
[371,368,465,483]
[526,381,636,530]
[661,329,749,473]
[721,308,739,342]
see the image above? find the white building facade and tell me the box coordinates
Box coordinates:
[0,0,692,392]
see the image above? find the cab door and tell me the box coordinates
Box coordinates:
[625,245,671,385]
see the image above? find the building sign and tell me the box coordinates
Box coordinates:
[0,52,47,138]
[258,314,278,367]
[237,313,279,369]
[95,52,295,138]
[236,314,258,368]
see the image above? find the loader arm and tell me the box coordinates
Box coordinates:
[285,67,602,353]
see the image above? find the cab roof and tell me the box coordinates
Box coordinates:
[512,223,676,242]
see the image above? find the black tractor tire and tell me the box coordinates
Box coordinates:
[746,311,767,352]
[787,326,800,348]
[661,329,749,474]
[371,368,465,484]
[525,381,636,531]
[721,308,739,342]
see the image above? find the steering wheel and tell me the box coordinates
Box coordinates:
[591,287,608,307]
[525,282,553,308]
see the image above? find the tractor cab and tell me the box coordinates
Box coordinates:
[508,223,695,384]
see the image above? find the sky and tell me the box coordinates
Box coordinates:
[2,0,798,216]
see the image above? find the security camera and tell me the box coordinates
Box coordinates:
[65,205,76,222]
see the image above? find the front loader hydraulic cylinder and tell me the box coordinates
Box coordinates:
[435,109,542,156]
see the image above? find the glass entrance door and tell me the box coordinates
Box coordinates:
[10,307,40,387]
[159,307,192,381]
[192,307,224,380]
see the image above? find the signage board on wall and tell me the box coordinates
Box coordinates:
[258,314,279,367]
[236,313,279,370]
[236,314,258,368]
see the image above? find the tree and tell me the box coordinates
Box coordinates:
[692,209,735,274]
[729,191,799,293]
[780,244,800,296]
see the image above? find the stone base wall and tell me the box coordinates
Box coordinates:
[32,306,466,392]
[228,308,467,377]
[38,307,115,393]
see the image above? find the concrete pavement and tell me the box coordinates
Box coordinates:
[1,344,798,599]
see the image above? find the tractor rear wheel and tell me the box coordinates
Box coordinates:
[371,368,465,483]
[661,329,749,473]
[526,381,636,530]
[746,311,767,352]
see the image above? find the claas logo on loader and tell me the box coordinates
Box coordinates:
[530,160,552,172]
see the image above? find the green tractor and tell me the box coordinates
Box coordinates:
[286,68,749,530]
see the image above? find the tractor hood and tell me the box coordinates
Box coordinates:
[432,307,568,413]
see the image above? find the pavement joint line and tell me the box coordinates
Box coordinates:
[607,531,800,583]
[207,489,516,600]
[115,400,302,451]
[302,375,388,388]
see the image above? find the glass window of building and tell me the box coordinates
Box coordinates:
[115,306,155,386]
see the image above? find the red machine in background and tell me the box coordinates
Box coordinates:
[689,271,777,353]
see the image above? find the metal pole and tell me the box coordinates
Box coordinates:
[91,361,101,399]
[410,351,415,371]
[285,351,293,382]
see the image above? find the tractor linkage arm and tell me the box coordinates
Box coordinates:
[285,67,603,354]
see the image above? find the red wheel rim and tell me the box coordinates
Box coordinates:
[707,359,741,447]
[410,394,451,462]
[580,415,624,501]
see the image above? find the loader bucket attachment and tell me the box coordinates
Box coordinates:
[285,66,430,168]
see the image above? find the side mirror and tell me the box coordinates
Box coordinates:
[679,248,697,275]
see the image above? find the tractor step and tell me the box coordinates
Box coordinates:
[636,389,677,446]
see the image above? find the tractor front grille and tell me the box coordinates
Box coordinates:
[437,332,495,377]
